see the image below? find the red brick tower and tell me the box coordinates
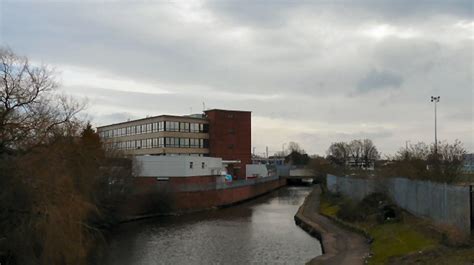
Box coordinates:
[204,109,251,179]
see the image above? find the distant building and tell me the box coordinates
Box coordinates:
[252,155,285,166]
[97,109,251,179]
[464,153,474,173]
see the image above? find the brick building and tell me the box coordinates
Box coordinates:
[205,109,251,179]
[96,109,251,179]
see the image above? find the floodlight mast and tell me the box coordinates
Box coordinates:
[430,96,440,154]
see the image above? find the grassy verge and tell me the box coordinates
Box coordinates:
[319,192,474,265]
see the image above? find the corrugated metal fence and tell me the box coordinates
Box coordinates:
[327,174,472,234]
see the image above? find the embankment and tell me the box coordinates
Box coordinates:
[294,186,369,265]
[121,176,287,220]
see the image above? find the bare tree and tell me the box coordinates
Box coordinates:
[390,140,465,182]
[287,141,304,154]
[349,139,363,166]
[0,48,132,265]
[0,47,82,153]
[361,139,380,167]
[326,142,350,167]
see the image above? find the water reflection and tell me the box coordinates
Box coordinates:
[103,186,322,265]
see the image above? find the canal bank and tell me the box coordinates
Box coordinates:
[294,186,370,265]
[120,176,287,220]
[103,186,322,265]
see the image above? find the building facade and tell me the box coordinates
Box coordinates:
[97,114,210,156]
[97,109,251,179]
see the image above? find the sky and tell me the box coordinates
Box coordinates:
[1,0,473,156]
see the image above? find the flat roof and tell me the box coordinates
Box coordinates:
[204,109,252,113]
[96,114,206,129]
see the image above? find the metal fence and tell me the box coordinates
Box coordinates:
[327,174,472,234]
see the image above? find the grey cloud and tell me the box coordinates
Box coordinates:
[2,0,472,155]
[356,69,403,94]
[206,0,474,28]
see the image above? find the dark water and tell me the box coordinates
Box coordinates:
[103,186,322,265]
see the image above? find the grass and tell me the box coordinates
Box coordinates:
[367,222,437,265]
[319,192,441,265]
[319,200,339,217]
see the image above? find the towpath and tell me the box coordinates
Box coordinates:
[295,186,370,265]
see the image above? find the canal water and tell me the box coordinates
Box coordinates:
[103,186,322,265]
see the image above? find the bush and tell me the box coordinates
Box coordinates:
[337,199,367,222]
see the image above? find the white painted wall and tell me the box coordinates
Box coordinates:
[246,164,269,178]
[135,156,223,177]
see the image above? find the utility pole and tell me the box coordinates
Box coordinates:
[430,96,440,154]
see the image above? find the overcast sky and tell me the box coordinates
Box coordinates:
[1,0,472,156]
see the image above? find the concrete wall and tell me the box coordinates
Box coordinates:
[136,156,223,177]
[327,174,471,234]
[246,164,269,178]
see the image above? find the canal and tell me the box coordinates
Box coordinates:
[103,186,322,264]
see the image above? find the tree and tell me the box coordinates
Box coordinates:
[0,47,82,154]
[287,141,304,153]
[360,139,380,167]
[326,142,350,167]
[391,140,466,183]
[283,142,310,165]
[349,139,363,166]
[0,48,133,265]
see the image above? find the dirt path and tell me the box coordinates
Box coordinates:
[295,186,370,265]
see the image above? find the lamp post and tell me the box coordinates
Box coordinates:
[430,96,440,154]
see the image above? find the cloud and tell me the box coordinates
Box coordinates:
[2,0,473,155]
[356,69,403,94]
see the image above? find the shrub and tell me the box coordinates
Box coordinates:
[337,199,366,222]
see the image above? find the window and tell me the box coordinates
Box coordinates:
[201,162,205,169]
[152,122,158,132]
[158,121,164,131]
[147,138,152,148]
[152,138,158,148]
[131,140,136,149]
[136,125,141,134]
[159,137,164,147]
[190,139,198,148]
[165,137,179,147]
[189,162,193,169]
[141,124,146,134]
[180,122,190,132]
[166,121,179,131]
[200,124,208,133]
[136,140,141,149]
[179,138,189,148]
[146,123,152,133]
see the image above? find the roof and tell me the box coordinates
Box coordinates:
[96,113,206,129]
[204,109,251,113]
